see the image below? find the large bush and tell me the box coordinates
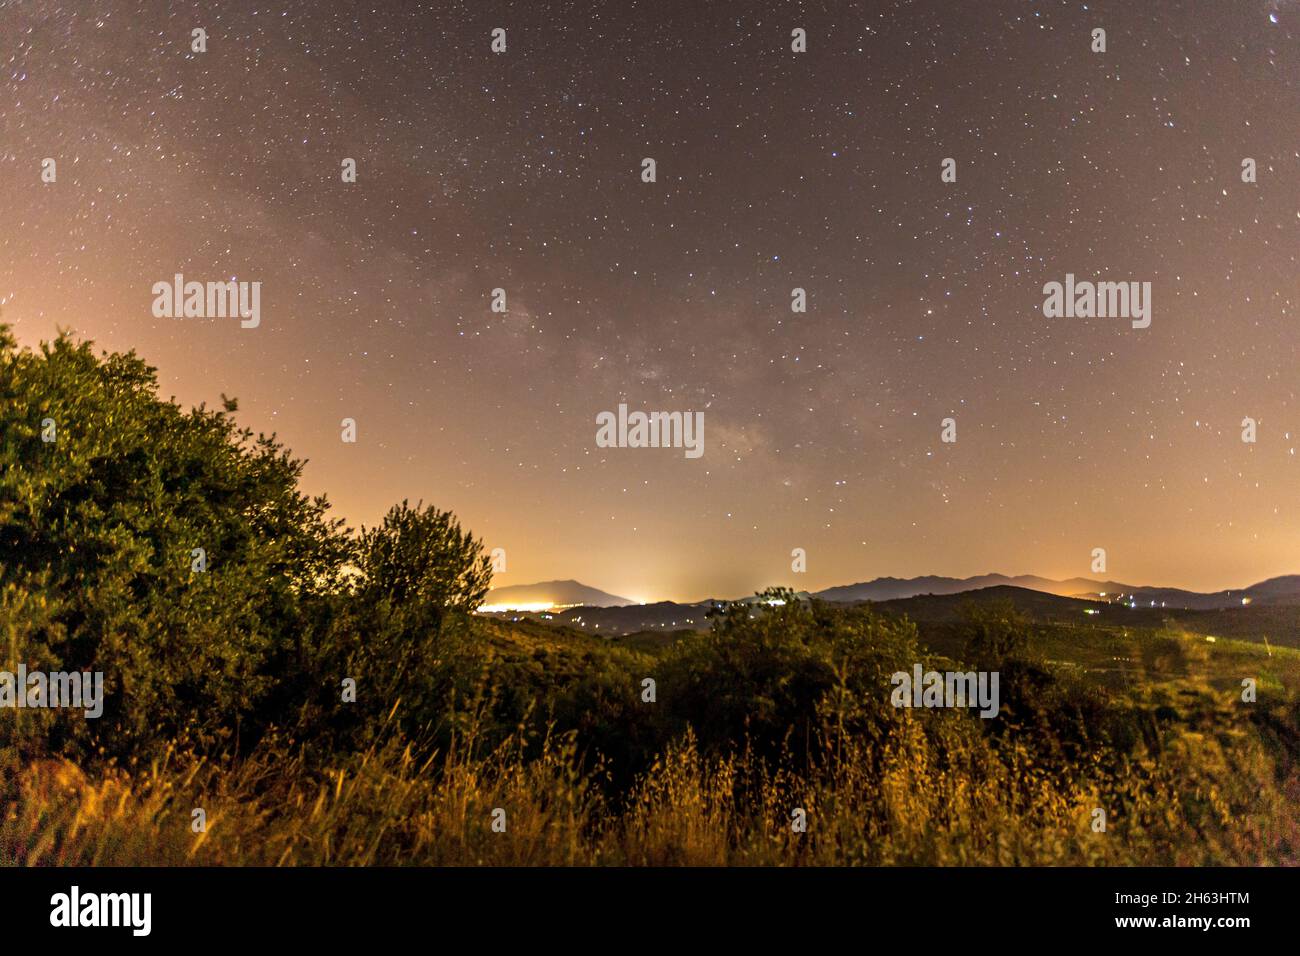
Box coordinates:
[0,328,505,762]
[0,328,359,755]
[657,589,921,770]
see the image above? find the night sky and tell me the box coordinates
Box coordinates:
[3,1,1298,601]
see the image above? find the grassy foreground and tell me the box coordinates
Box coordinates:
[5,611,1298,867]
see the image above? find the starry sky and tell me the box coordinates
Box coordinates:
[3,0,1299,602]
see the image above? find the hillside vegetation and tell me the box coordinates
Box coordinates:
[2,329,1297,865]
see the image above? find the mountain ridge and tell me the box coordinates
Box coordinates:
[485,572,1300,611]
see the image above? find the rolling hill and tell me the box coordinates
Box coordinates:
[478,575,1300,641]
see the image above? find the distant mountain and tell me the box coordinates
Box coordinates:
[1241,575,1300,600]
[477,573,1300,636]
[483,579,636,609]
[814,574,1132,603]
[812,573,1300,610]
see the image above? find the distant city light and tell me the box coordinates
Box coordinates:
[478,601,586,614]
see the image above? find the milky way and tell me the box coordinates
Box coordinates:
[2,1,1298,600]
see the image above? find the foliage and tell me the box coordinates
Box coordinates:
[961,597,1033,666]
[0,328,353,756]
[1,327,1297,866]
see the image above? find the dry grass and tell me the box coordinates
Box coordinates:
[6,697,1294,867]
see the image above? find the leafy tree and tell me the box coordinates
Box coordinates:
[356,499,492,634]
[283,501,492,747]
[0,326,353,756]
